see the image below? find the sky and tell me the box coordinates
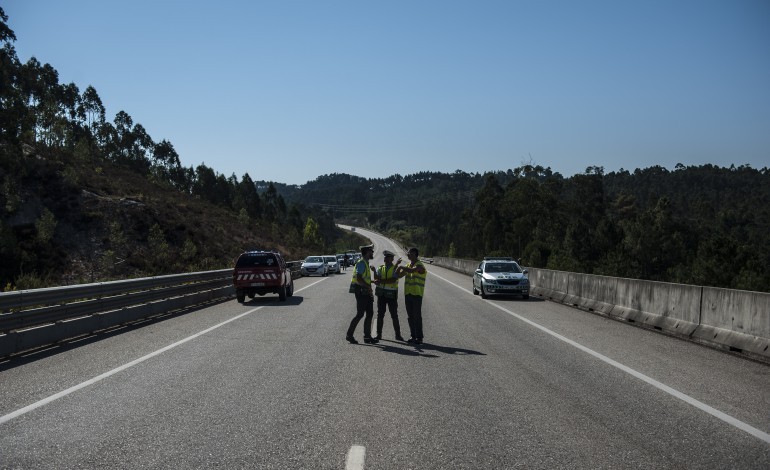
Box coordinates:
[4,0,769,185]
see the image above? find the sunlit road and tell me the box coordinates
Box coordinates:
[1,227,769,469]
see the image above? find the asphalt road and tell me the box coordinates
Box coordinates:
[1,227,769,469]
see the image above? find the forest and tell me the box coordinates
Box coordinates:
[1,8,768,293]
[0,9,355,289]
[286,164,769,292]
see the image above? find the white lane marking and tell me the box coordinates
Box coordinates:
[0,278,327,426]
[345,445,366,470]
[431,271,770,444]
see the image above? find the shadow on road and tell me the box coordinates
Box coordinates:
[358,339,485,358]
[485,295,545,302]
[237,295,304,307]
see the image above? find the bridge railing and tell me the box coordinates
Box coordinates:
[432,256,770,363]
[0,260,306,358]
[0,269,234,358]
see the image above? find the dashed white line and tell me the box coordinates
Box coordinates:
[345,445,366,470]
[0,278,327,426]
[430,271,770,444]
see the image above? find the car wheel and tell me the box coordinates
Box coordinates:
[288,279,294,297]
[472,281,479,295]
[236,291,245,303]
[480,284,488,299]
[522,294,529,300]
[279,285,287,301]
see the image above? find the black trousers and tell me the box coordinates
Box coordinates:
[376,295,401,337]
[347,292,374,338]
[404,294,423,339]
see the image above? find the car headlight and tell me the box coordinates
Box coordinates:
[485,279,497,285]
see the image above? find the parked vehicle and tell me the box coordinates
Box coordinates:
[233,250,294,302]
[472,257,529,299]
[324,255,341,274]
[301,256,329,276]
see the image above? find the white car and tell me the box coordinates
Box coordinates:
[301,256,329,276]
[472,257,529,299]
[324,255,340,274]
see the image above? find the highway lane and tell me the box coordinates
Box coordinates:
[1,229,769,468]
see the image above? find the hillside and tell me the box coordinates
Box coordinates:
[271,164,770,293]
[1,9,768,293]
[1,147,299,288]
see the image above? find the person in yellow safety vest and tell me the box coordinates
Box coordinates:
[346,244,378,344]
[398,247,427,344]
[373,250,404,342]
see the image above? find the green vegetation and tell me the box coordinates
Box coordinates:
[282,165,770,293]
[1,9,767,293]
[0,9,351,289]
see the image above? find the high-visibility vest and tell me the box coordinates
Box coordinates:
[350,259,371,289]
[404,261,426,297]
[377,264,399,292]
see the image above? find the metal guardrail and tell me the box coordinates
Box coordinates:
[0,269,235,357]
[0,261,306,358]
[0,269,233,314]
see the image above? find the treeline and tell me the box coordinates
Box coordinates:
[0,9,346,288]
[2,9,767,292]
[0,9,291,222]
[283,164,770,293]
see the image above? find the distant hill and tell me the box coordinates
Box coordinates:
[1,9,768,293]
[266,165,770,293]
[0,148,302,288]
[0,9,364,289]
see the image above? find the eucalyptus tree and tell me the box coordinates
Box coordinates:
[81,86,106,134]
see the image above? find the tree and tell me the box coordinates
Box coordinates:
[263,182,286,222]
[474,174,505,255]
[81,85,105,133]
[35,208,57,243]
[303,217,323,249]
[147,223,169,271]
[234,173,261,218]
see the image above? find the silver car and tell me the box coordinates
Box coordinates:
[301,256,329,276]
[472,257,529,299]
[324,255,341,274]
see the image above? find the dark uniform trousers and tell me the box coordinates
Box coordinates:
[404,294,424,339]
[376,295,401,338]
[347,292,374,338]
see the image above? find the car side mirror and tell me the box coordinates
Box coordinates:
[523,269,529,275]
[475,269,482,274]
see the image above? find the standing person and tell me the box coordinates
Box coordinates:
[343,253,350,271]
[373,250,404,342]
[346,245,378,344]
[399,247,427,344]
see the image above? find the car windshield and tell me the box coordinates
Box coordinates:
[324,256,337,263]
[485,263,522,274]
[236,254,278,267]
[305,256,323,263]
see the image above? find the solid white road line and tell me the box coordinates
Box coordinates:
[0,279,328,426]
[345,445,366,470]
[431,271,770,444]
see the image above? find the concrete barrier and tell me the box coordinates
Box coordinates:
[529,268,569,303]
[694,287,770,358]
[564,273,617,315]
[432,257,769,362]
[610,278,701,336]
[433,257,478,275]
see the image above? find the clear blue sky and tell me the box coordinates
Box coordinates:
[5,0,769,185]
